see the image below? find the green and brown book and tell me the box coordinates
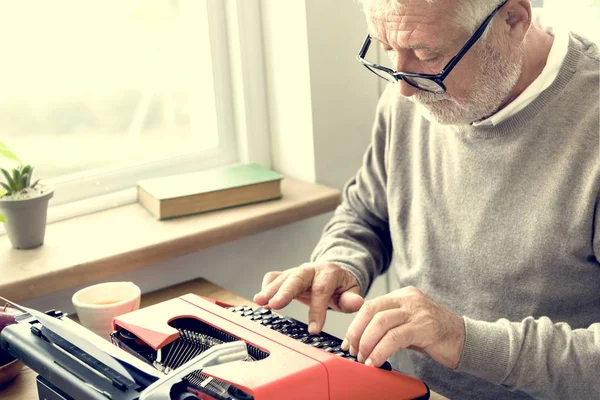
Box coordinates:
[137,163,283,220]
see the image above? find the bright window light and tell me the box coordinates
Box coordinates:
[535,0,600,42]
[0,1,222,184]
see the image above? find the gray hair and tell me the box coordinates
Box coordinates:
[357,0,504,35]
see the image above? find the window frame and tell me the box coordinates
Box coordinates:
[30,0,272,225]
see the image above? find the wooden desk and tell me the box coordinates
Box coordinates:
[0,278,448,400]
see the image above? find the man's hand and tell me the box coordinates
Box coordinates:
[341,286,465,369]
[0,306,19,333]
[253,262,364,334]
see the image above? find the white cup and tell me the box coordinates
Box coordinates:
[72,282,141,339]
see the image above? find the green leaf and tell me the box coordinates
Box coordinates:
[21,164,32,176]
[10,169,19,191]
[21,165,33,187]
[31,179,40,188]
[1,168,13,187]
[0,182,11,193]
[0,149,22,164]
[20,174,28,190]
[0,212,5,224]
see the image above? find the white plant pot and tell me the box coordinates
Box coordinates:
[0,186,54,249]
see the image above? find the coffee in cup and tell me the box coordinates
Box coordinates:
[72,282,141,339]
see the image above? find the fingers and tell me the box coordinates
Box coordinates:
[307,267,363,333]
[254,264,364,336]
[308,274,339,333]
[337,288,364,313]
[355,309,409,364]
[341,294,401,356]
[269,267,315,309]
[365,325,414,367]
[0,311,17,333]
[253,271,287,305]
[262,271,282,290]
[254,266,317,310]
[340,286,466,369]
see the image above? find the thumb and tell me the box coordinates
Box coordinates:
[337,288,364,313]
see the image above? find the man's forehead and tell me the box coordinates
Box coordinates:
[367,24,449,53]
[365,0,455,20]
[366,4,459,52]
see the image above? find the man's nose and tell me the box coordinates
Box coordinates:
[393,56,419,97]
[398,79,419,97]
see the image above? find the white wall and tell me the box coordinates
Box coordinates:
[304,0,381,189]
[260,1,316,183]
[23,0,386,340]
[262,0,380,189]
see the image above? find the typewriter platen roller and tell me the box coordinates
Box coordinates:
[111,294,431,400]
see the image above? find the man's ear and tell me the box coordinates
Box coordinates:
[500,0,532,45]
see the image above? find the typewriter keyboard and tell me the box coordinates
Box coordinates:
[227,305,393,371]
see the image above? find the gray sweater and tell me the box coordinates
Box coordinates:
[311,33,600,399]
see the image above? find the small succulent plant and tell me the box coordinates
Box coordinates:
[0,164,39,196]
[0,141,28,223]
[0,141,53,249]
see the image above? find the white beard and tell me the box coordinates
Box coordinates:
[409,41,524,126]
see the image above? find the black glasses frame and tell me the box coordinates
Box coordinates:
[356,0,509,93]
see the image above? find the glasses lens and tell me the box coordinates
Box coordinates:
[403,76,445,93]
[364,64,396,83]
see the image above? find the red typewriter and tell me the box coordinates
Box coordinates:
[111,294,430,400]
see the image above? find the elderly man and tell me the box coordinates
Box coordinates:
[254,0,599,398]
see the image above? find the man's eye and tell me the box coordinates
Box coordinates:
[417,54,442,63]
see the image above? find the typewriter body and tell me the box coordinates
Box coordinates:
[110,294,430,400]
[1,293,431,400]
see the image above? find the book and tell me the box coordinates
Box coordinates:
[137,163,283,220]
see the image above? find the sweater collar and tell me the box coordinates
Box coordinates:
[457,33,581,139]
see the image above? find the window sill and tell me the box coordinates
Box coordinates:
[0,178,341,302]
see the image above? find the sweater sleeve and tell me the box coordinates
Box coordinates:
[310,92,393,297]
[456,200,600,399]
[457,317,600,399]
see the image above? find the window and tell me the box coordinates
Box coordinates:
[0,0,243,212]
[534,0,600,42]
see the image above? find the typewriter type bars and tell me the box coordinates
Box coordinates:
[112,317,266,400]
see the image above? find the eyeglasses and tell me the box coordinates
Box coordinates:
[356,0,509,94]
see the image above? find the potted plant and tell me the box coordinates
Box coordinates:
[0,141,53,249]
